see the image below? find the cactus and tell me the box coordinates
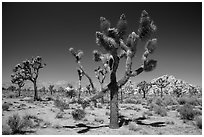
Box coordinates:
[11,56,46,101]
[69,11,158,129]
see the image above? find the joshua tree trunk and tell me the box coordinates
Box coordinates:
[143,90,146,98]
[100,85,104,104]
[109,72,119,129]
[18,87,21,97]
[120,89,123,103]
[78,80,82,100]
[33,81,38,101]
[160,87,163,98]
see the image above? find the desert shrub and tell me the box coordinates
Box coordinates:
[124,98,141,104]
[188,97,202,106]
[194,116,202,129]
[54,97,69,111]
[165,120,175,125]
[7,92,18,98]
[56,112,64,119]
[143,110,153,117]
[153,105,167,117]
[2,124,12,135]
[2,103,10,111]
[71,109,86,120]
[7,113,33,134]
[163,95,178,106]
[193,109,202,116]
[97,103,103,108]
[177,96,200,106]
[154,97,165,106]
[128,122,141,131]
[177,96,189,105]
[177,104,195,120]
[149,103,158,111]
[94,117,104,124]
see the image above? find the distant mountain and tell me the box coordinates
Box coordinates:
[148,74,201,95]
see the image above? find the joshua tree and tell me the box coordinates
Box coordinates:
[121,80,134,103]
[48,85,55,95]
[94,66,108,103]
[65,83,77,98]
[69,10,157,129]
[137,81,152,98]
[173,79,186,97]
[69,49,96,101]
[152,75,170,98]
[11,75,25,96]
[11,56,46,101]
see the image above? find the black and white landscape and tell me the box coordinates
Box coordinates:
[2,2,202,135]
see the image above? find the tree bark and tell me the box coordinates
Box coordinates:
[109,72,119,129]
[33,81,38,101]
[120,89,123,103]
[160,87,163,98]
[100,85,104,104]
[18,87,21,97]
[78,80,82,100]
[143,90,146,98]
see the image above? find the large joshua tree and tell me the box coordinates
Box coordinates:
[69,10,158,129]
[11,56,46,101]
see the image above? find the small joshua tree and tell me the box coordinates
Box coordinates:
[11,73,25,96]
[94,66,108,103]
[152,75,170,98]
[11,56,46,101]
[65,83,77,98]
[173,79,185,97]
[48,85,54,95]
[69,10,157,128]
[137,81,152,98]
[121,80,134,103]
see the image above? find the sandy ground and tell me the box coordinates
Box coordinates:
[2,91,202,135]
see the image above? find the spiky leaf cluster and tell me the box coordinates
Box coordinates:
[138,10,157,41]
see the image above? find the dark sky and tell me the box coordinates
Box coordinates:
[2,2,202,88]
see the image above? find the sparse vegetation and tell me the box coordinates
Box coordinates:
[54,96,69,111]
[128,122,141,131]
[153,105,167,117]
[7,113,33,134]
[177,104,195,120]
[71,109,86,120]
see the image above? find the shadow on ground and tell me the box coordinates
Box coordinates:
[62,115,166,134]
[119,115,166,127]
[63,123,109,134]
